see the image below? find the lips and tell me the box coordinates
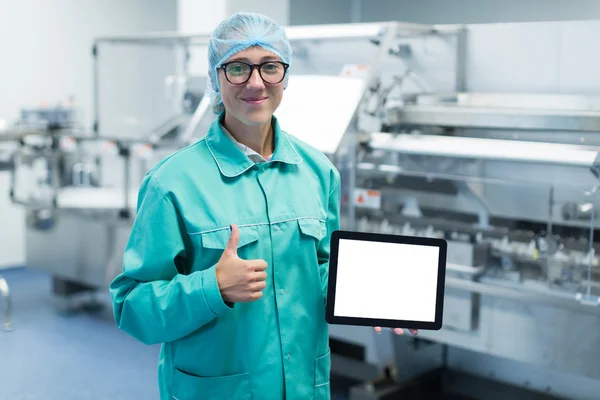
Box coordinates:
[242,97,268,105]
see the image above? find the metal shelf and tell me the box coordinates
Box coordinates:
[386,93,600,132]
[368,132,600,168]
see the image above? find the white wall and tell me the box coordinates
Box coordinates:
[290,0,600,25]
[0,0,177,268]
[289,0,350,25]
[227,0,289,25]
[178,0,227,77]
[178,0,290,77]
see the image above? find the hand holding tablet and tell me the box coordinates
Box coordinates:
[373,326,418,336]
[326,230,447,332]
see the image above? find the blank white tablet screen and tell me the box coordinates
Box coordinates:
[333,239,440,322]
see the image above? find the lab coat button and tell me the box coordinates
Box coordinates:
[280,289,286,295]
[274,225,280,231]
[287,354,292,360]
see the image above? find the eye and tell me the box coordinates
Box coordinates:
[226,62,250,76]
[261,63,281,74]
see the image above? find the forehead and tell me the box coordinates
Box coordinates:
[226,46,281,63]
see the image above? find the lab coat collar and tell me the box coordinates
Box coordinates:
[206,113,303,178]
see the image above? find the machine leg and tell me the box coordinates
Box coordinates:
[348,368,444,400]
[0,275,13,331]
[52,277,104,315]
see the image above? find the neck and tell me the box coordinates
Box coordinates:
[223,113,274,158]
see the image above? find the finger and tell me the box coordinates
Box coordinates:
[225,225,239,255]
[248,291,263,301]
[251,271,268,282]
[373,326,383,334]
[249,280,267,291]
[250,260,268,271]
[410,329,418,336]
[393,328,404,336]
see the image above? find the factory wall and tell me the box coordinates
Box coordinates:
[0,0,178,268]
[290,0,600,25]
[227,0,289,25]
[178,0,289,78]
[290,0,353,25]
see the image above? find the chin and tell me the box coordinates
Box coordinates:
[238,109,274,126]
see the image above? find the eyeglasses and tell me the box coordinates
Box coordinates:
[219,61,289,85]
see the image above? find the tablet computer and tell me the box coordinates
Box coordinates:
[326,230,447,330]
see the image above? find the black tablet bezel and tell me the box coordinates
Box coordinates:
[325,230,447,331]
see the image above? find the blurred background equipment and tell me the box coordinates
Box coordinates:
[3,1,600,399]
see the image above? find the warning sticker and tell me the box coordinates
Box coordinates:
[354,188,381,209]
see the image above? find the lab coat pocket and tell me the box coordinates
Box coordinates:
[298,218,327,243]
[314,349,331,399]
[172,368,251,400]
[200,225,259,250]
[193,225,259,265]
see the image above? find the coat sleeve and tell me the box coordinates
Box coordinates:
[109,175,231,345]
[318,168,342,301]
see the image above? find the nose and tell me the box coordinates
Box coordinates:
[246,67,265,89]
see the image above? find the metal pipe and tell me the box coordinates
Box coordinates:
[0,276,12,331]
[446,277,600,316]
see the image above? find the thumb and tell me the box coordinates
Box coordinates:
[225,224,239,256]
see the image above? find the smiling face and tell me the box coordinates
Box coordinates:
[217,46,285,127]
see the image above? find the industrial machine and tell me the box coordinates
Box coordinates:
[1,18,600,400]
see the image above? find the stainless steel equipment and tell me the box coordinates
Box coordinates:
[0,276,12,331]
[3,18,600,399]
[337,21,600,400]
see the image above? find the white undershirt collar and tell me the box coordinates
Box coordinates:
[221,124,273,163]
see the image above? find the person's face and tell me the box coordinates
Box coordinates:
[218,46,286,127]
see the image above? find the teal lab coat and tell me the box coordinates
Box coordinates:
[110,113,341,400]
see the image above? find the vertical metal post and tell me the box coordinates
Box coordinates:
[8,150,18,202]
[0,276,12,331]
[92,43,99,136]
[547,185,554,237]
[348,125,357,232]
[586,186,597,298]
[92,43,102,184]
[120,144,131,219]
[545,185,555,283]
[454,26,468,92]
[50,136,60,209]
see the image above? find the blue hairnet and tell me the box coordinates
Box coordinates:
[207,12,293,114]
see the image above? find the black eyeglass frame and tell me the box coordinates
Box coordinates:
[218,60,290,85]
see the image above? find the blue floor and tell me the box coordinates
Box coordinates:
[0,267,348,400]
[0,267,161,400]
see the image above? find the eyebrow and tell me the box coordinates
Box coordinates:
[228,56,282,63]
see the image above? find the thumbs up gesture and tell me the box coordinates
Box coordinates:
[215,224,268,303]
